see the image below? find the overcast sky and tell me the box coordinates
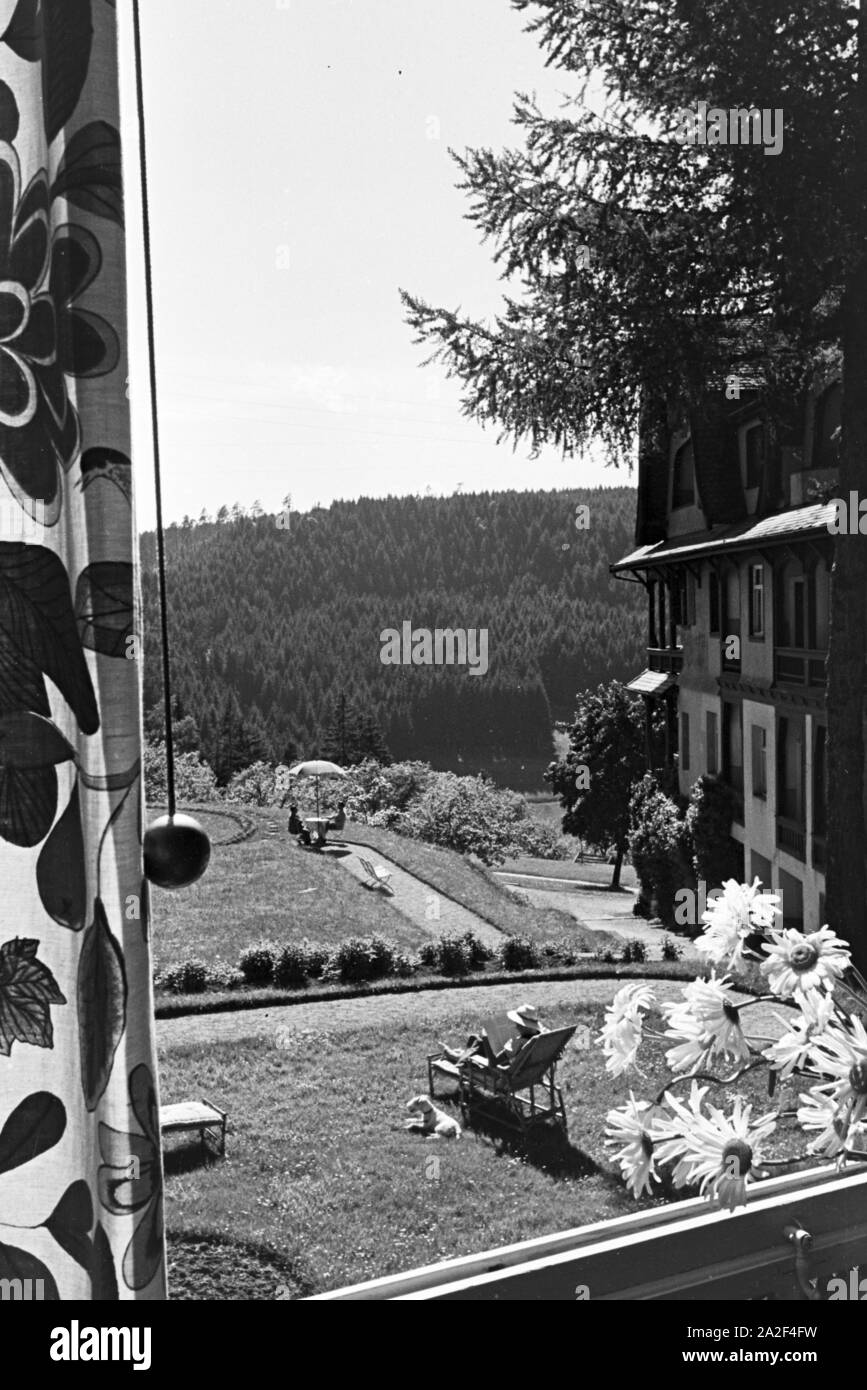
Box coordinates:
[121,0,634,531]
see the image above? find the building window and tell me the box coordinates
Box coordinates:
[813,382,842,471]
[751,851,773,894]
[723,703,744,794]
[777,716,805,824]
[709,571,720,634]
[813,724,827,837]
[706,709,719,776]
[749,563,764,638]
[751,724,768,798]
[742,422,765,491]
[672,439,695,509]
[680,712,690,772]
[676,571,695,628]
[778,565,815,649]
[779,869,804,932]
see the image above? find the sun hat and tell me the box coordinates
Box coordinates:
[507,1003,541,1031]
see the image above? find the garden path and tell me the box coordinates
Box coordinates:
[335,841,505,949]
[156,977,789,1051]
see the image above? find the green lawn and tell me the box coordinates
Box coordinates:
[149,807,601,973]
[159,999,806,1299]
[149,813,427,973]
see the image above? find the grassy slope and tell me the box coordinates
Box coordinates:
[149,816,426,972]
[160,1001,807,1299]
[150,807,609,972]
[344,821,602,945]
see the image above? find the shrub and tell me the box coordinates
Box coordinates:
[498,935,540,971]
[273,943,310,988]
[621,938,648,964]
[460,930,493,969]
[238,941,279,985]
[685,775,740,887]
[157,958,210,994]
[225,761,281,806]
[435,934,473,977]
[595,947,618,964]
[391,950,419,978]
[299,941,330,979]
[323,934,397,984]
[539,936,582,965]
[661,934,682,961]
[144,741,220,804]
[418,941,440,969]
[627,774,691,925]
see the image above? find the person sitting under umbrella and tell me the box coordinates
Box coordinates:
[327,801,347,834]
[287,804,311,846]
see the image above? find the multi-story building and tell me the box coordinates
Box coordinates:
[612,374,842,931]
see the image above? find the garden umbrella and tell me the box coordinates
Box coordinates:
[288,760,347,820]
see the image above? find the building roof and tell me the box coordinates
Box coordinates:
[625,669,676,696]
[612,502,836,574]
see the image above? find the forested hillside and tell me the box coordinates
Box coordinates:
[140,487,643,787]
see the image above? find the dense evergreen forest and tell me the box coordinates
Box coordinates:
[140,487,644,787]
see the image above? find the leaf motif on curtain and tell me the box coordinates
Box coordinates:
[0,938,66,1053]
[0,710,76,846]
[74,560,134,659]
[77,899,128,1110]
[37,778,86,929]
[0,544,98,730]
[52,120,123,226]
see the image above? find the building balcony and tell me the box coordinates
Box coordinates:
[774,647,827,689]
[777,815,806,861]
[647,646,683,675]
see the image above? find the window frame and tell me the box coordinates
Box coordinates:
[749,562,765,639]
[671,438,696,511]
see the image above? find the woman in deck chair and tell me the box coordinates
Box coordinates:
[496,1004,547,1061]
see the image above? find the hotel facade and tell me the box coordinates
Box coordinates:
[612,374,841,932]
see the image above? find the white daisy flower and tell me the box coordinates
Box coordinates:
[697,878,781,969]
[763,995,836,1080]
[658,1093,775,1210]
[809,1014,867,1130]
[797,1086,851,1158]
[651,1081,712,1185]
[605,1093,659,1198]
[761,925,851,999]
[662,974,751,1072]
[607,981,656,1023]
[598,983,655,1076]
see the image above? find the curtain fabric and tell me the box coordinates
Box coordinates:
[0,0,164,1299]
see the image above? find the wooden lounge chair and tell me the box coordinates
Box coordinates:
[358,856,394,894]
[457,1025,577,1134]
[427,1012,522,1094]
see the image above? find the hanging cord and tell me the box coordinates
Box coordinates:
[132,0,176,818]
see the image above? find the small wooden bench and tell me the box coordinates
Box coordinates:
[160,1099,227,1156]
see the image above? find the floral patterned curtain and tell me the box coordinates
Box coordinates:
[0,0,164,1299]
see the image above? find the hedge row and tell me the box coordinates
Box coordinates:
[153,929,682,995]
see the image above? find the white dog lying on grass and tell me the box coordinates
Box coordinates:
[405,1094,462,1140]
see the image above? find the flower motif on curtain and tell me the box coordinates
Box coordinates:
[98,1064,164,1292]
[0,143,119,520]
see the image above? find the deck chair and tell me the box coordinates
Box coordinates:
[458,1025,577,1134]
[426,1011,522,1095]
[358,856,394,894]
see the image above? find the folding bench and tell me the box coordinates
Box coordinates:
[160,1098,227,1156]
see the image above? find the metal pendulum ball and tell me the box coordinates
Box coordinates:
[133,0,210,891]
